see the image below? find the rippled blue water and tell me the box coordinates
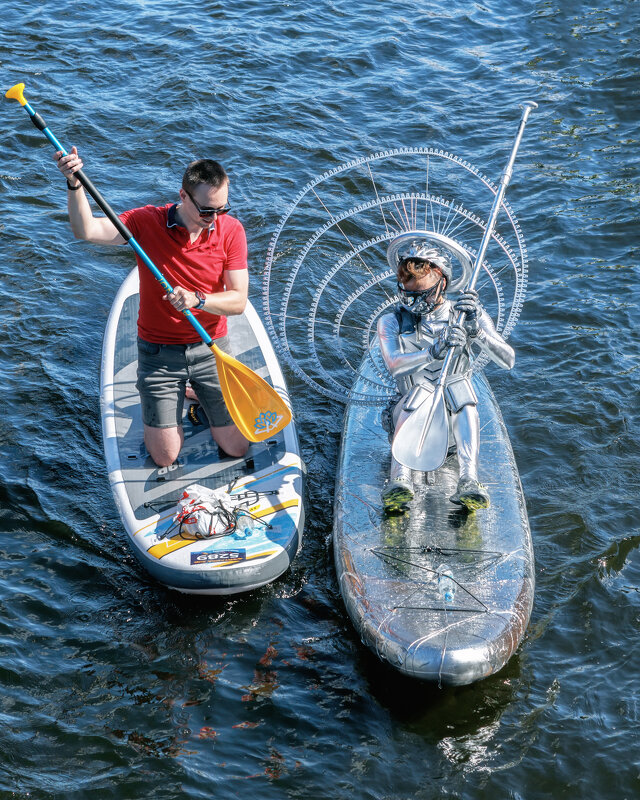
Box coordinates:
[1,0,639,797]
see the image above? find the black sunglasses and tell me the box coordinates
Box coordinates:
[397,279,444,301]
[184,187,231,218]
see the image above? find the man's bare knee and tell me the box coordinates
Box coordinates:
[146,442,181,467]
[150,451,179,468]
[223,440,250,458]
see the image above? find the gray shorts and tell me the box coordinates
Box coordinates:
[136,336,234,429]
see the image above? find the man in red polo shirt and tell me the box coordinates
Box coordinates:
[55,147,249,467]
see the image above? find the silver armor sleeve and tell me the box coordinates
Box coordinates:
[473,308,516,370]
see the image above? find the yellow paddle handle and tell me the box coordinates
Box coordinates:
[5,83,27,106]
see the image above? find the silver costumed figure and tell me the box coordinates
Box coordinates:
[377,240,515,513]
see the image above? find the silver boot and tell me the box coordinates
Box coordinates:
[382,458,414,514]
[450,478,490,511]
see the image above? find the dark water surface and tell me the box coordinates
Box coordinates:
[1,1,639,798]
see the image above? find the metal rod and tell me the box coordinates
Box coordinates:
[437,101,538,382]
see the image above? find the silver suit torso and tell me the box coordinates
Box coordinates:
[377,299,515,395]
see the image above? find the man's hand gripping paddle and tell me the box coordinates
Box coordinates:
[6,82,291,443]
[391,101,537,472]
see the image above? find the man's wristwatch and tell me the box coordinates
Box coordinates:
[194,290,206,309]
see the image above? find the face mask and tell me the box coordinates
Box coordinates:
[397,277,445,316]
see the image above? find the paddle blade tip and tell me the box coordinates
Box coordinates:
[5,83,27,105]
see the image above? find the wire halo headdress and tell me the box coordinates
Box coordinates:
[262,147,529,407]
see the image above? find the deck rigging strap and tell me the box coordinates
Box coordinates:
[161,483,273,541]
[371,544,510,614]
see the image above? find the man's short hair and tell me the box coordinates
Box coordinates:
[182,159,228,192]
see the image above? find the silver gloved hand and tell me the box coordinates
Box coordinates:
[454,289,480,338]
[430,323,468,360]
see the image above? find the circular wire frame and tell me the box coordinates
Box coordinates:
[262,148,529,406]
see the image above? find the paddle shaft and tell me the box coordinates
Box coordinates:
[19,98,215,349]
[416,101,537,453]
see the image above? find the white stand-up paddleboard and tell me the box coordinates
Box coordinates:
[333,351,534,685]
[100,269,305,594]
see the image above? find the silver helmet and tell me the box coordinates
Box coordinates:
[397,241,452,284]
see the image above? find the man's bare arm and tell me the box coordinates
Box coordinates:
[55,147,126,245]
[165,268,249,316]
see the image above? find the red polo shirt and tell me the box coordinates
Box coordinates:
[119,203,248,344]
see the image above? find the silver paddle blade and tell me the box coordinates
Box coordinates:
[392,389,449,471]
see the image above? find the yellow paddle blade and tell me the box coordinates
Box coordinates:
[5,83,27,105]
[211,344,292,442]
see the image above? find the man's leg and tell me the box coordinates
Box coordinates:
[188,337,249,459]
[382,403,414,513]
[137,339,188,468]
[382,455,414,513]
[451,404,480,482]
[210,424,249,458]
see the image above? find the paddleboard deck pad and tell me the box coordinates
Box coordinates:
[100,269,304,594]
[334,355,534,685]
